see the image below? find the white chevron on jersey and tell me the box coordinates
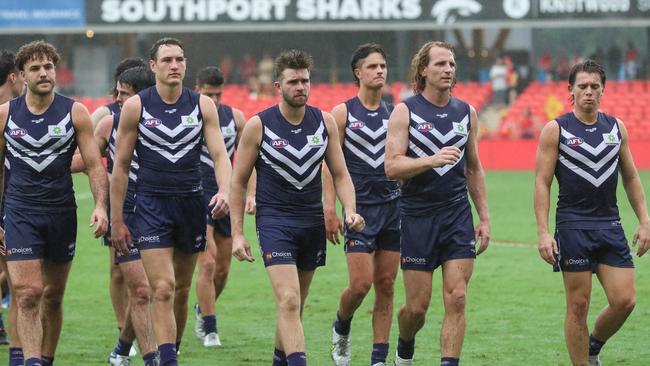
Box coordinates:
[408,123,468,176]
[264,123,326,159]
[344,141,385,169]
[260,152,323,190]
[141,106,201,138]
[410,112,469,144]
[347,113,387,140]
[221,118,236,156]
[5,115,75,172]
[108,129,139,182]
[261,139,327,176]
[559,141,619,171]
[138,104,202,163]
[558,155,619,187]
[200,150,213,168]
[560,123,619,156]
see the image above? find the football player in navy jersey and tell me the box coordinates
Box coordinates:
[231,49,364,366]
[111,38,232,366]
[384,41,490,366]
[0,41,108,366]
[324,44,399,366]
[535,60,650,366]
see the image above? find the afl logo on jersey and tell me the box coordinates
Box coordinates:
[416,123,433,132]
[272,139,289,148]
[349,121,365,129]
[144,118,162,127]
[9,128,27,138]
[566,137,584,147]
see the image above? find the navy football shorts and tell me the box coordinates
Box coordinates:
[4,207,77,262]
[400,202,476,271]
[203,191,231,237]
[256,223,326,271]
[135,194,206,254]
[343,200,400,254]
[554,227,633,272]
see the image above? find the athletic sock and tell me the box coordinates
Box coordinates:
[371,343,389,364]
[41,356,54,366]
[203,315,217,334]
[143,352,157,366]
[272,348,288,366]
[286,352,307,366]
[114,338,133,357]
[334,312,352,336]
[396,337,415,360]
[441,357,459,366]
[9,348,24,366]
[24,358,42,366]
[589,334,605,356]
[158,343,177,366]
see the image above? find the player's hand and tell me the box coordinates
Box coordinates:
[89,206,109,238]
[325,209,343,245]
[232,235,254,262]
[430,146,461,168]
[345,213,365,232]
[210,192,230,219]
[474,219,490,255]
[245,194,256,215]
[538,232,558,265]
[632,220,650,257]
[111,219,133,256]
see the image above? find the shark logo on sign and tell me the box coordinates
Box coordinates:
[431,0,482,24]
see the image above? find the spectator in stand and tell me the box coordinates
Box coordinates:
[56,59,74,95]
[572,52,584,68]
[504,56,519,106]
[556,52,571,81]
[257,54,274,97]
[624,42,639,80]
[607,43,622,80]
[537,51,552,82]
[219,55,233,82]
[239,54,257,84]
[489,56,508,107]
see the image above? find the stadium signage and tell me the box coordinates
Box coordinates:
[86,0,650,24]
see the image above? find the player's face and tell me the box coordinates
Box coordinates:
[421,46,455,92]
[115,81,135,107]
[276,68,310,108]
[355,52,387,90]
[22,56,56,97]
[150,45,186,86]
[198,84,223,106]
[570,72,603,113]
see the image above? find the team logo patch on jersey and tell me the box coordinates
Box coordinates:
[566,137,584,147]
[382,119,389,130]
[181,115,199,127]
[603,133,619,145]
[452,122,468,136]
[349,121,365,129]
[9,128,27,138]
[144,118,162,127]
[48,125,67,138]
[307,134,325,147]
[272,139,289,148]
[416,122,433,132]
[221,126,236,137]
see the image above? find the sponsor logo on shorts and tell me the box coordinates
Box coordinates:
[565,258,589,266]
[349,121,365,129]
[144,118,162,127]
[401,256,427,264]
[9,128,27,138]
[117,247,139,257]
[264,251,292,262]
[316,249,325,263]
[67,242,76,256]
[566,137,584,147]
[272,139,289,148]
[6,247,33,256]
[138,235,160,243]
[416,123,433,132]
[348,240,366,247]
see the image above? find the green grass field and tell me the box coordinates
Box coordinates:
[1,171,649,365]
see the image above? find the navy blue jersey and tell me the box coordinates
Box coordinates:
[4,93,77,212]
[107,112,138,212]
[400,94,470,215]
[135,87,203,196]
[255,105,328,227]
[343,97,399,205]
[106,101,120,115]
[200,104,236,194]
[555,112,621,228]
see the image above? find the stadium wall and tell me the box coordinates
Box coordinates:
[479,140,650,170]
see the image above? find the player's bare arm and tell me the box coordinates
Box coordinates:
[617,119,650,256]
[323,111,364,232]
[233,108,257,214]
[110,95,140,254]
[464,105,490,255]
[534,120,560,265]
[71,113,112,173]
[201,94,232,219]
[384,102,461,180]
[73,101,109,238]
[0,102,9,247]
[91,105,111,130]
[322,103,347,244]
[230,116,262,262]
